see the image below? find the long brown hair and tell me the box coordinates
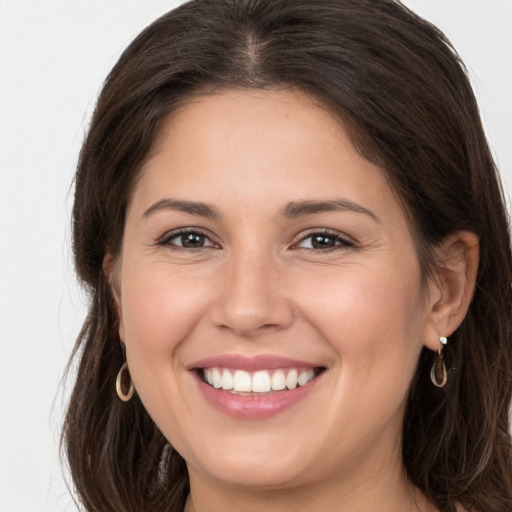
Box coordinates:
[64,1,512,510]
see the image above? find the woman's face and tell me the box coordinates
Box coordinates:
[117,89,438,490]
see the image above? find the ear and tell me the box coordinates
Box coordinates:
[423,231,479,351]
[103,253,125,342]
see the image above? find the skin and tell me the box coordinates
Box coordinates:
[113,89,478,512]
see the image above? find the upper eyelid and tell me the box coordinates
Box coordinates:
[294,228,355,243]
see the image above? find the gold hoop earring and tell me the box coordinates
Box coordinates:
[116,362,134,401]
[430,336,448,388]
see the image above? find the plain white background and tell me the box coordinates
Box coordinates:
[0,1,510,511]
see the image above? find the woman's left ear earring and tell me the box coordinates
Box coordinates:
[430,336,448,388]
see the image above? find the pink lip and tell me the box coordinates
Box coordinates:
[187,354,320,371]
[194,377,321,419]
[188,354,325,419]
[197,375,322,420]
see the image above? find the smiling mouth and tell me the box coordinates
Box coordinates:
[198,367,326,394]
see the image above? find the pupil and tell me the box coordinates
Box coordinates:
[182,233,204,247]
[312,235,335,249]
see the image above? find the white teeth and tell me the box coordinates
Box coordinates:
[212,368,222,389]
[298,369,315,387]
[202,367,320,393]
[271,369,286,391]
[286,369,298,389]
[233,370,252,392]
[252,370,271,392]
[221,369,234,390]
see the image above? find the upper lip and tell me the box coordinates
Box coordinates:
[187,354,323,371]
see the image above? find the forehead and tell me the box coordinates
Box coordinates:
[148,88,351,169]
[134,88,394,210]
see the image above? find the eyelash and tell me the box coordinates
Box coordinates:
[293,229,355,253]
[157,228,217,251]
[156,228,355,253]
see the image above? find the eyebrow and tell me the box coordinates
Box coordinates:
[143,197,379,223]
[143,199,221,219]
[282,199,380,223]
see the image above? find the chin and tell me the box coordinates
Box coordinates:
[185,436,313,489]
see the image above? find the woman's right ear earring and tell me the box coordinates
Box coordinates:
[430,336,448,388]
[116,362,134,401]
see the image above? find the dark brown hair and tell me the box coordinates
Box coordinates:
[64,1,512,511]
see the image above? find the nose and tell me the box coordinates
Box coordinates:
[209,249,294,338]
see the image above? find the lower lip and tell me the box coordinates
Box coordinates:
[193,371,322,419]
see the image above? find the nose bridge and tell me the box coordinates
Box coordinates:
[210,241,293,336]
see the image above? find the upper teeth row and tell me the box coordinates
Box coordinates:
[203,367,316,393]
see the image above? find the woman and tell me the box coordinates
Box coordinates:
[63,0,512,511]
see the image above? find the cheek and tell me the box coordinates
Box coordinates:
[120,259,210,351]
[117,260,220,449]
[298,262,426,458]
[298,259,426,385]
[118,258,215,416]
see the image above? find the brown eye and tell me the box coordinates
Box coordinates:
[162,230,216,249]
[310,234,337,249]
[296,231,354,251]
[179,233,207,248]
